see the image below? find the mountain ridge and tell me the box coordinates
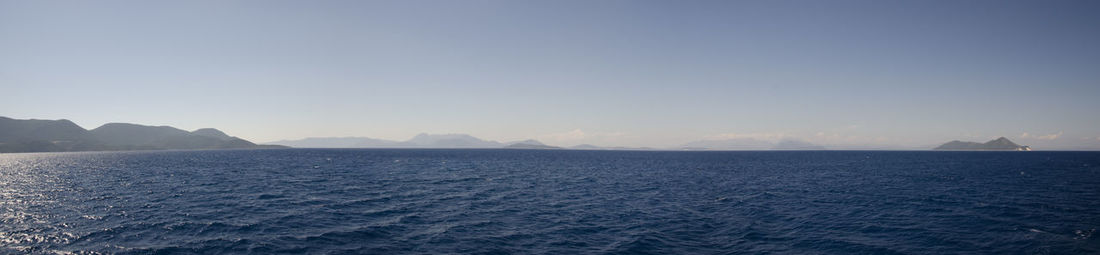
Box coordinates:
[0,117,284,153]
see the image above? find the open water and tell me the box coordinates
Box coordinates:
[1,149,1098,254]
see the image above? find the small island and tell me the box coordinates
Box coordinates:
[933,137,1032,151]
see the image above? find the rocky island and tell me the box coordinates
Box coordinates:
[933,137,1032,151]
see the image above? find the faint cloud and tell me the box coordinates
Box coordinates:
[1021,131,1062,140]
[1040,132,1063,140]
[544,129,587,141]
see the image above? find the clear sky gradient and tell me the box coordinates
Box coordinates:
[3,0,1099,149]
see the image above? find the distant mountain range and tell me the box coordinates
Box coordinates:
[270,135,829,151]
[0,117,284,153]
[933,137,1032,151]
[267,134,564,149]
[258,137,401,148]
[2,116,1045,152]
[406,133,503,148]
[679,138,827,150]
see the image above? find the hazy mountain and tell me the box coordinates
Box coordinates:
[934,137,1031,151]
[985,137,1026,149]
[603,146,656,151]
[0,117,102,152]
[268,133,513,149]
[88,123,273,150]
[266,137,402,148]
[268,135,568,149]
[564,144,655,150]
[91,123,195,147]
[569,144,604,150]
[505,139,545,146]
[0,117,89,142]
[503,139,561,149]
[0,116,282,153]
[402,133,503,148]
[191,128,233,140]
[680,138,826,150]
[772,140,827,150]
[680,138,776,150]
[935,141,985,150]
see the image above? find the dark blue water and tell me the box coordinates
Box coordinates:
[1,149,1098,254]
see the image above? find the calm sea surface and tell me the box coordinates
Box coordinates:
[1,149,1098,254]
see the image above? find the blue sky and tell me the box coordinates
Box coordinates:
[2,0,1099,149]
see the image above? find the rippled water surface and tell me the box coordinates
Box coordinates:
[2,149,1099,254]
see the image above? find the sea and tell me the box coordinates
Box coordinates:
[1,149,1098,254]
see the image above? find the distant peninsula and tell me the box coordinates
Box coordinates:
[933,137,1032,151]
[0,116,285,153]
